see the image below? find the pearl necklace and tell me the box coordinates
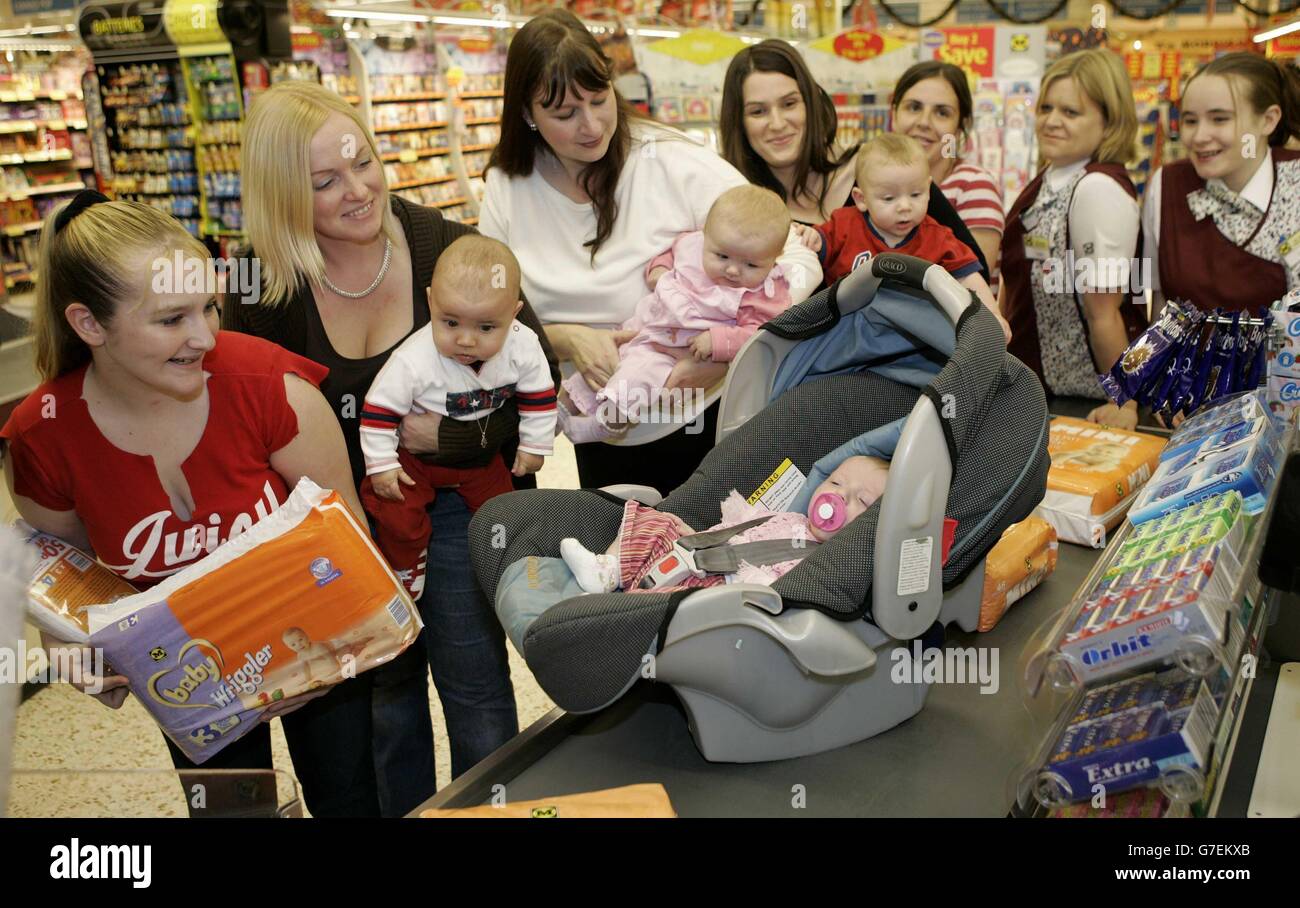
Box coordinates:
[321,238,393,299]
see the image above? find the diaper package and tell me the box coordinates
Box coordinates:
[979,517,1058,632]
[1034,418,1167,548]
[87,479,422,764]
[18,520,139,643]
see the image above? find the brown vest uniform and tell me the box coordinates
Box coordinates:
[1158,149,1300,312]
[1001,161,1148,399]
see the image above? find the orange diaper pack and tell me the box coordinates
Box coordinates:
[86,479,422,764]
[978,517,1058,632]
[1034,417,1166,547]
[17,520,138,644]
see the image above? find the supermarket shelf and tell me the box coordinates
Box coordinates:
[374,121,448,133]
[0,181,85,202]
[73,159,94,169]
[3,221,44,237]
[0,150,71,164]
[381,147,451,162]
[388,170,482,191]
[118,142,195,150]
[0,91,82,103]
[460,143,496,153]
[202,227,245,237]
[463,216,479,225]
[463,116,500,126]
[115,188,195,197]
[341,95,361,103]
[372,93,445,102]
[433,196,466,208]
[5,271,35,288]
[0,120,87,134]
[458,90,503,98]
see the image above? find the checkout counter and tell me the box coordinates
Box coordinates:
[413,399,1299,819]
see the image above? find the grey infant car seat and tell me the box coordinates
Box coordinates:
[470,255,1050,762]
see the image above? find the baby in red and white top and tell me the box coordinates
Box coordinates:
[359,235,556,596]
[796,134,1010,342]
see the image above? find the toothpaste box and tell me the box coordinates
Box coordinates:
[1128,431,1280,524]
[1040,669,1222,803]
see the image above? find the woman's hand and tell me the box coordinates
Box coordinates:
[398,411,444,455]
[258,685,332,724]
[564,325,636,391]
[40,630,130,709]
[647,266,669,290]
[651,343,728,397]
[1087,400,1139,432]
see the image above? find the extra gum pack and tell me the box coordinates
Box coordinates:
[87,479,423,764]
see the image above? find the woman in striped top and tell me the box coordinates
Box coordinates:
[891,61,1005,290]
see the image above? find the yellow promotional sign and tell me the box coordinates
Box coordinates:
[163,0,225,46]
[808,28,909,61]
[645,29,748,66]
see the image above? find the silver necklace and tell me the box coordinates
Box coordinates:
[478,409,491,448]
[321,238,392,299]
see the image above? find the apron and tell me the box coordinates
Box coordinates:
[1002,161,1147,399]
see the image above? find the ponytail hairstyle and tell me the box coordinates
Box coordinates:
[33,198,208,381]
[488,8,649,263]
[1186,52,1300,147]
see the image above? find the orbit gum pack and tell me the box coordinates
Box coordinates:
[87,479,422,764]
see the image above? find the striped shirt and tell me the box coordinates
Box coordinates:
[939,162,1006,235]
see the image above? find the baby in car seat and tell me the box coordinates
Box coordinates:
[561,455,890,593]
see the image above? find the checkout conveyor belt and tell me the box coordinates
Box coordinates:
[414,539,1104,817]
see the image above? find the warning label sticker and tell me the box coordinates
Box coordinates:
[898,537,933,597]
[747,458,807,513]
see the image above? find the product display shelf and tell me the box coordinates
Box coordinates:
[0,49,95,289]
[180,50,245,243]
[1013,427,1292,819]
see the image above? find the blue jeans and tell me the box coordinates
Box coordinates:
[420,491,519,778]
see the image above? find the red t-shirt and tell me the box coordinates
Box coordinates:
[1,331,328,587]
[816,209,980,286]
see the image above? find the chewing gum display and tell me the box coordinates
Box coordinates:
[978,518,1058,632]
[17,520,138,644]
[87,479,422,764]
[1046,786,1171,818]
[1128,428,1279,524]
[1037,670,1221,804]
[1033,418,1166,548]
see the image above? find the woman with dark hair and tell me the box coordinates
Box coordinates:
[1144,53,1300,320]
[891,60,1005,288]
[480,9,820,492]
[718,39,988,278]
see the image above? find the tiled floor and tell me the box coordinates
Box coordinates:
[5,437,579,817]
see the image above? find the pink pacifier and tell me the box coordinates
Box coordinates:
[810,492,847,534]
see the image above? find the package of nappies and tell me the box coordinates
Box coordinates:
[17,520,138,644]
[979,517,1057,632]
[87,479,422,764]
[1034,418,1167,548]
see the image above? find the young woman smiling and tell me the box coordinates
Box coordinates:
[891,61,1005,290]
[718,40,989,279]
[999,49,1148,429]
[479,11,820,492]
[1143,53,1300,318]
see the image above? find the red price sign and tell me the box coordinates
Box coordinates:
[931,28,994,78]
[832,28,885,62]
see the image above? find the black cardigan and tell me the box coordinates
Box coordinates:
[223,195,561,470]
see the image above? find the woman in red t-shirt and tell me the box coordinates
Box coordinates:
[0,194,371,815]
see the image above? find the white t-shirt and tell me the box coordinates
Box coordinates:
[1043,157,1141,293]
[479,123,821,326]
[1140,149,1275,295]
[480,122,822,444]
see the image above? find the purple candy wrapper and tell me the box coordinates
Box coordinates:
[1102,301,1198,406]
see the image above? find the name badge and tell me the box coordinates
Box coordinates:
[1021,209,1041,231]
[1024,234,1051,261]
[1280,230,1300,273]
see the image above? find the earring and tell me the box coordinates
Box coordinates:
[527,122,537,131]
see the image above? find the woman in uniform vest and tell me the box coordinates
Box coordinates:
[1000,49,1147,430]
[1143,53,1300,322]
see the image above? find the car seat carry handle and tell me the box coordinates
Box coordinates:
[870,253,973,328]
[872,393,953,640]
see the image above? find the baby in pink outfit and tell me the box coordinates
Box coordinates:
[559,185,794,442]
[562,455,890,593]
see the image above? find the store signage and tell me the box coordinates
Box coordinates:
[162,0,224,46]
[643,29,748,66]
[809,28,909,62]
[79,0,172,52]
[926,27,996,78]
[292,31,323,52]
[1124,51,1181,82]
[993,25,1045,79]
[11,0,78,14]
[457,36,493,53]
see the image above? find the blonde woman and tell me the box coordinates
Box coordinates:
[0,193,366,814]
[226,82,559,807]
[999,49,1148,429]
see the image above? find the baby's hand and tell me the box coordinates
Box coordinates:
[647,266,669,290]
[689,332,713,361]
[372,467,414,501]
[513,450,544,476]
[794,224,823,252]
